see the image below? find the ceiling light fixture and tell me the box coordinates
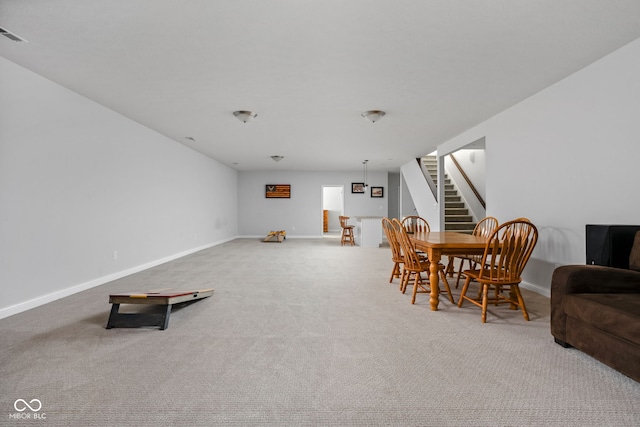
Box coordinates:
[271,155,284,162]
[233,110,257,123]
[361,110,385,123]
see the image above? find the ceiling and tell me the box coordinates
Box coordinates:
[2,1,640,172]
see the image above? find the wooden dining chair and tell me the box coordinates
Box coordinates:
[450,216,499,288]
[382,217,404,283]
[339,215,354,246]
[401,215,430,234]
[457,219,538,323]
[402,215,431,259]
[392,218,454,304]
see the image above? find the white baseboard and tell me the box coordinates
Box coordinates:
[239,235,323,239]
[0,237,235,320]
[520,281,550,298]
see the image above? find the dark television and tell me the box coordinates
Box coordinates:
[585,224,640,269]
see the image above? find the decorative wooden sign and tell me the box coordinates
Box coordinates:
[266,184,290,198]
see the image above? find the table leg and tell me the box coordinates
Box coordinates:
[160,304,172,330]
[105,303,172,330]
[429,249,441,311]
[106,303,120,329]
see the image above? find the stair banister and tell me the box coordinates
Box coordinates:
[448,154,485,209]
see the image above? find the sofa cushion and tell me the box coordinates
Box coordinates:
[630,231,640,271]
[563,293,640,345]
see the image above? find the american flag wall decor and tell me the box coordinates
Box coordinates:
[265,184,291,198]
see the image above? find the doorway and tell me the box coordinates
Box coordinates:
[441,137,487,224]
[322,185,344,237]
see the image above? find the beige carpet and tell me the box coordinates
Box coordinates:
[1,238,639,426]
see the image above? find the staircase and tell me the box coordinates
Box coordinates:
[422,156,476,234]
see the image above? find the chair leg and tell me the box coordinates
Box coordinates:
[481,284,489,323]
[455,258,465,288]
[341,228,354,246]
[411,273,421,304]
[345,229,353,246]
[389,262,400,283]
[439,269,454,303]
[458,276,473,307]
[402,269,413,294]
[446,257,455,277]
[400,269,408,293]
[513,285,530,321]
[456,258,475,289]
[477,273,484,299]
[508,286,518,309]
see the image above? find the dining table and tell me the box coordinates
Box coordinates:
[409,231,489,311]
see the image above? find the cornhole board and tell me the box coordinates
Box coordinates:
[264,230,286,242]
[106,288,214,330]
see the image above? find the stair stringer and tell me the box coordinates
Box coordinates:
[400,159,440,230]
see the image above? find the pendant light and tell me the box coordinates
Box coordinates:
[363,160,369,191]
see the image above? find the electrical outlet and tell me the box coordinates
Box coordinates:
[113,251,118,260]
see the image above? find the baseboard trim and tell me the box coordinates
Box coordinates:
[0,237,235,320]
[520,281,550,298]
[239,235,323,239]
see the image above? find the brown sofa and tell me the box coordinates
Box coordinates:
[551,264,640,382]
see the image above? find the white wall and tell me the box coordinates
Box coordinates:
[238,171,388,236]
[438,37,640,295]
[0,57,238,318]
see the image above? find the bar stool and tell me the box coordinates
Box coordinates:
[339,216,355,246]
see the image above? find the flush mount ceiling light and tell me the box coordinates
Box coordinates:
[271,155,284,162]
[233,110,257,123]
[361,110,385,123]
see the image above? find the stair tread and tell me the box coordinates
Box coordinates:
[424,155,479,235]
[447,217,473,222]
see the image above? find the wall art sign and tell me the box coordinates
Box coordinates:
[371,187,384,198]
[266,184,291,198]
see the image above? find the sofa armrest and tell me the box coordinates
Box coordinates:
[552,265,640,295]
[550,265,640,343]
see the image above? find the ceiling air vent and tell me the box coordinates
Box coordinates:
[0,27,27,42]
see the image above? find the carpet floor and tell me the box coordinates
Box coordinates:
[1,237,639,426]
